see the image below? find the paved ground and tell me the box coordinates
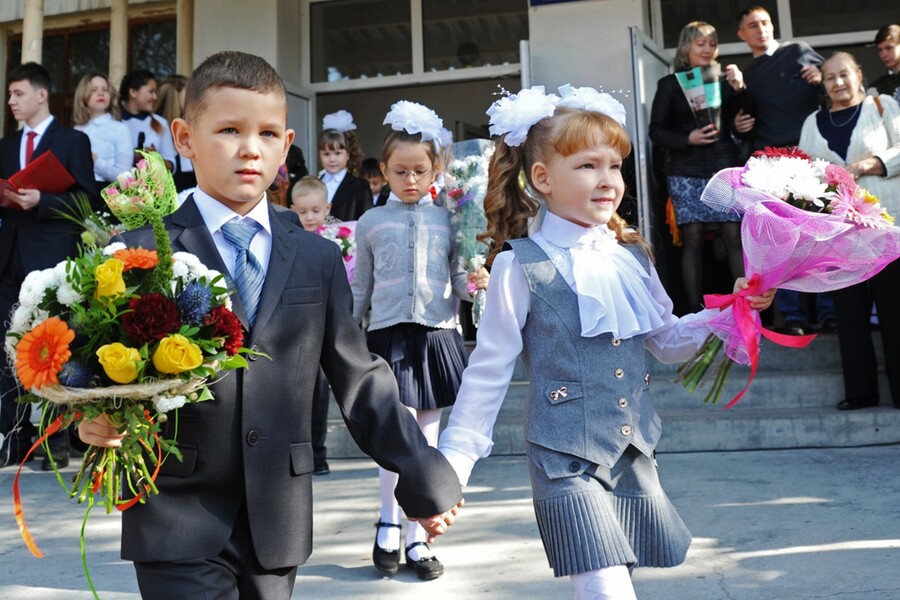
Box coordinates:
[1,445,900,599]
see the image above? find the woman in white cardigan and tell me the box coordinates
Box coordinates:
[799,51,900,411]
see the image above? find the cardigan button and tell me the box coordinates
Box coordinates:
[614,368,624,379]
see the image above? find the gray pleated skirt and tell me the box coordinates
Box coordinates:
[528,443,691,577]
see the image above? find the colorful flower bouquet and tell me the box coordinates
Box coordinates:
[677,147,900,407]
[316,220,356,282]
[6,151,252,596]
[446,138,494,326]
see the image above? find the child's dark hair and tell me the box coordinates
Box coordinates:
[184,51,287,123]
[119,68,163,133]
[481,107,649,265]
[359,157,382,178]
[380,130,438,167]
[319,129,364,174]
[8,62,51,91]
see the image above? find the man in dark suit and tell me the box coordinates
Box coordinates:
[79,51,461,599]
[0,62,96,468]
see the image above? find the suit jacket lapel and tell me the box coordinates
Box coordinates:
[168,196,251,328]
[250,205,297,341]
[32,119,58,160]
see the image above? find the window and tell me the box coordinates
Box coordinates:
[130,20,177,79]
[790,0,897,37]
[309,0,413,82]
[422,0,527,71]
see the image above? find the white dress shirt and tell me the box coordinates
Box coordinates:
[438,211,716,485]
[321,168,346,202]
[191,188,272,280]
[122,112,177,166]
[19,114,54,169]
[75,113,134,181]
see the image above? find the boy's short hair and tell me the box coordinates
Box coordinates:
[7,62,51,91]
[359,157,382,178]
[185,51,287,122]
[291,176,328,202]
[875,24,900,46]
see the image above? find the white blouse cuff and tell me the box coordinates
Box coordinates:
[438,426,494,486]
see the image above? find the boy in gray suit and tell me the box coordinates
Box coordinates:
[79,51,461,599]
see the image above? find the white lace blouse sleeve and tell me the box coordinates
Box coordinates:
[438,250,529,486]
[643,263,718,364]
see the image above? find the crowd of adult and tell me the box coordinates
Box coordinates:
[1,9,899,476]
[652,8,900,411]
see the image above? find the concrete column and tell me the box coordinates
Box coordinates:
[109,0,128,89]
[21,0,44,64]
[176,0,194,75]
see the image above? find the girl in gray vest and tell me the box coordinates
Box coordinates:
[437,86,774,599]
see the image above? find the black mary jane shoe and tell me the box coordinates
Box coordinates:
[405,541,444,581]
[372,521,401,575]
[837,399,879,411]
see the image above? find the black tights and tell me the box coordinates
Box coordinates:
[680,222,744,309]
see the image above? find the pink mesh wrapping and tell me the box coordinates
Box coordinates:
[699,168,900,366]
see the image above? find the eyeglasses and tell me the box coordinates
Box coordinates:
[388,168,433,181]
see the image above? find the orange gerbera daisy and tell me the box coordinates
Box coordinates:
[114,247,159,271]
[15,317,76,391]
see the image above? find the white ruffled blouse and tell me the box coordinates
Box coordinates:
[438,211,716,485]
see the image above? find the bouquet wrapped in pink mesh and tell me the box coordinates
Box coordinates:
[678,147,900,407]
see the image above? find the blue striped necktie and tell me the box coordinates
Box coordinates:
[221,218,265,326]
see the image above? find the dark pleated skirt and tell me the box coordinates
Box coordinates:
[528,443,691,577]
[366,323,466,410]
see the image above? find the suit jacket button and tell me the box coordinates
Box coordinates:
[247,345,261,361]
[614,368,624,379]
[247,430,260,445]
[568,461,580,473]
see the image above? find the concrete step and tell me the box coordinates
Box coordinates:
[323,330,899,457]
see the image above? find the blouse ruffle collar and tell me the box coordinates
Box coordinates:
[540,212,667,339]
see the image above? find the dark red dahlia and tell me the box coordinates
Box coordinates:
[121,293,181,345]
[205,305,244,356]
[752,146,811,161]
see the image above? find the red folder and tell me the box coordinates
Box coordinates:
[0,151,77,209]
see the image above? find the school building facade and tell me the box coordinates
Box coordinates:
[0,0,892,238]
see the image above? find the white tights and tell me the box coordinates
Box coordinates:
[570,566,637,600]
[376,407,442,558]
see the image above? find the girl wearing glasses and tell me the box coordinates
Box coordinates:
[351,101,488,582]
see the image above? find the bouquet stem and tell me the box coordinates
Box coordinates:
[674,333,735,404]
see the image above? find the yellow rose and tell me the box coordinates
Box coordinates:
[95,258,126,303]
[96,342,141,384]
[153,334,203,374]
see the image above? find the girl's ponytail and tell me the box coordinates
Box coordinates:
[479,139,539,266]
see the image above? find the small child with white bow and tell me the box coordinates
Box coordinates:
[351,101,488,581]
[318,110,370,221]
[437,86,774,599]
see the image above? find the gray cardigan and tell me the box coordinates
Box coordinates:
[352,199,471,330]
[799,94,900,219]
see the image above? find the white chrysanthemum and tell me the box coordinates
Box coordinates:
[103,242,126,256]
[153,394,187,413]
[52,262,82,306]
[172,260,189,280]
[19,268,57,306]
[487,86,559,147]
[383,101,446,148]
[742,156,815,200]
[322,110,356,132]
[557,84,627,127]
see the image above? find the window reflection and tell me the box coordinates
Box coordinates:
[310,0,412,82]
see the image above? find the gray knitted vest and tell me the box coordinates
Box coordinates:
[507,238,662,468]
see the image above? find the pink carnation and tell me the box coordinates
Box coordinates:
[824,164,855,189]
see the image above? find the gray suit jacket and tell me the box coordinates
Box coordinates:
[118,197,462,569]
